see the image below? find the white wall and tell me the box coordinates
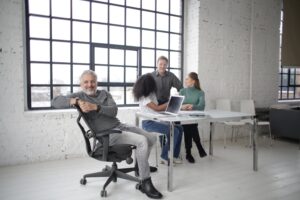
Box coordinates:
[185,0,281,109]
[0,0,281,166]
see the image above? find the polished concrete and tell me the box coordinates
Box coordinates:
[0,139,299,200]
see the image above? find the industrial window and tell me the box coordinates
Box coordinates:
[25,0,184,109]
[278,9,300,100]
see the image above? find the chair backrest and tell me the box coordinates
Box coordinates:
[75,105,96,156]
[216,99,231,111]
[240,99,255,115]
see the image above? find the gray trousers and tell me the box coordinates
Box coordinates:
[109,123,156,180]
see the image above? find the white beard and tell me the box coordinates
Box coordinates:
[82,88,96,96]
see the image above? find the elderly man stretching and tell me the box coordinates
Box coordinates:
[52,70,162,199]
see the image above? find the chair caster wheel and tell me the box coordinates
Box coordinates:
[102,166,109,172]
[101,190,107,197]
[136,183,141,190]
[80,178,87,185]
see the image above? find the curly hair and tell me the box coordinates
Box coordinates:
[133,73,157,100]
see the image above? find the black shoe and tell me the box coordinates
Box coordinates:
[150,166,158,173]
[186,153,195,163]
[138,177,163,199]
[199,151,207,158]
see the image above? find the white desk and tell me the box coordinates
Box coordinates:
[135,110,257,192]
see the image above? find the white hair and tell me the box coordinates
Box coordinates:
[79,70,97,83]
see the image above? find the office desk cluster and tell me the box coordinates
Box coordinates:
[135,110,257,192]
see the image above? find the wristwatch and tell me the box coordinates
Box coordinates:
[96,105,101,112]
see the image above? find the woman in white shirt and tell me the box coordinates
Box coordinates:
[133,74,183,164]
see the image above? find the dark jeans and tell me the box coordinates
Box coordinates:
[182,124,206,154]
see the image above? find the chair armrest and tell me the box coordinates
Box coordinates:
[94,129,122,137]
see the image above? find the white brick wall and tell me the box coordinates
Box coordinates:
[0,0,281,166]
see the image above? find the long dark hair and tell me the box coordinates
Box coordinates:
[133,73,157,100]
[189,72,202,91]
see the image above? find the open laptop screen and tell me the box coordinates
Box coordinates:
[166,96,184,114]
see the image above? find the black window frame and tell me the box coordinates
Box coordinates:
[25,0,185,110]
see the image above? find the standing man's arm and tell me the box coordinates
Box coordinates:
[172,74,183,92]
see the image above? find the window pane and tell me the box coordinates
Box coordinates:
[73,21,90,42]
[95,65,108,82]
[110,87,124,105]
[110,0,124,5]
[156,32,169,49]
[95,48,108,64]
[126,67,137,82]
[142,49,154,66]
[92,24,108,43]
[30,16,50,38]
[170,51,180,68]
[73,0,90,20]
[53,87,71,98]
[142,67,154,75]
[126,28,140,46]
[156,50,168,61]
[110,49,124,65]
[126,87,136,104]
[30,40,50,61]
[52,19,70,40]
[142,30,155,48]
[290,74,295,85]
[157,0,169,13]
[110,6,124,25]
[296,75,300,85]
[92,3,107,23]
[73,86,81,92]
[170,34,181,50]
[31,87,50,108]
[157,14,169,31]
[126,50,137,66]
[288,87,294,99]
[52,42,70,62]
[170,69,181,80]
[31,63,50,84]
[127,0,140,8]
[73,65,89,84]
[295,87,300,98]
[110,26,124,45]
[282,74,288,86]
[73,43,90,63]
[142,0,155,11]
[142,11,155,29]
[170,16,181,33]
[29,0,49,15]
[52,0,70,18]
[127,9,140,27]
[110,67,124,82]
[170,0,181,15]
[53,64,70,84]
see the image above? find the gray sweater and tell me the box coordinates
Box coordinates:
[52,90,120,132]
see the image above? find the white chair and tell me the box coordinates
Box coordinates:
[240,100,272,147]
[152,132,166,167]
[216,99,236,148]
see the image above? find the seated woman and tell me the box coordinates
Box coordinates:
[179,72,207,163]
[133,73,183,164]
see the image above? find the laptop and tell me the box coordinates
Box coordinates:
[158,95,185,116]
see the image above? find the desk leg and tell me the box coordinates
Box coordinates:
[209,122,214,156]
[252,118,258,171]
[168,122,174,192]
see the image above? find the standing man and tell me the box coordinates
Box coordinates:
[151,56,183,105]
[52,70,162,199]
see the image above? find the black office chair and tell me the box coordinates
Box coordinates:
[75,105,139,197]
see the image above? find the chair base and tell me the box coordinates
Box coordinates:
[80,162,139,197]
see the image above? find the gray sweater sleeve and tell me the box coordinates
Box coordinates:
[98,91,118,118]
[51,93,80,109]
